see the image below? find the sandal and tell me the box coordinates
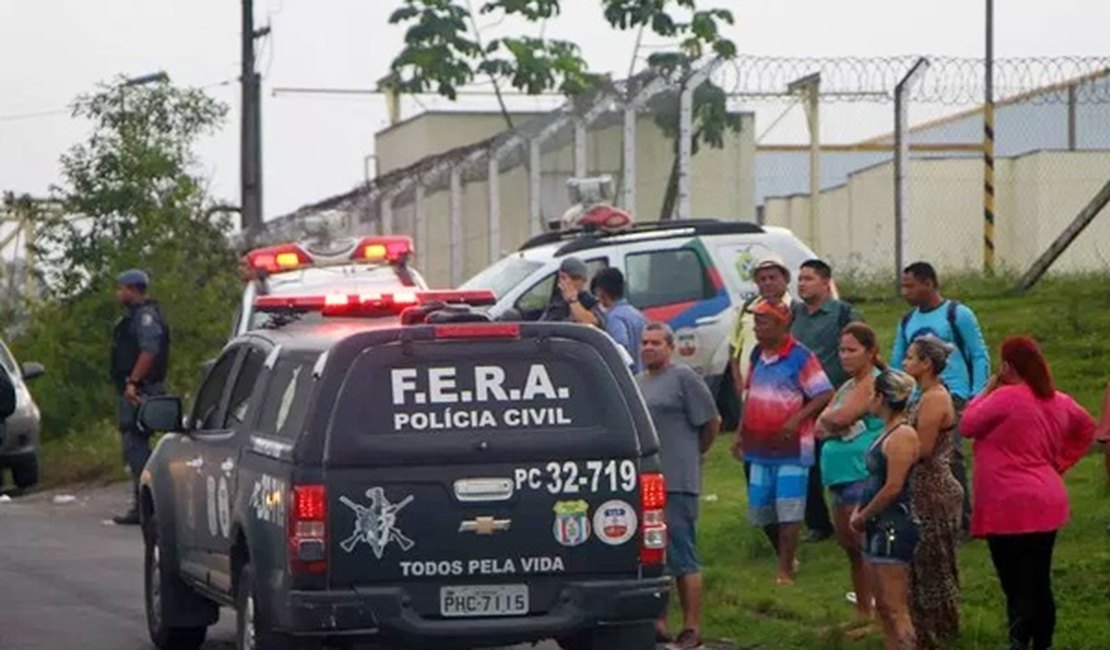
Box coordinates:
[673,628,704,649]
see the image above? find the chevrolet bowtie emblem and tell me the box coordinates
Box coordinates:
[459,516,511,535]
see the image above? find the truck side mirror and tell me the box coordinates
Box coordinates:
[138,396,184,434]
[20,362,45,381]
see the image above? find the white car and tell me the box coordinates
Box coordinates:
[232,235,430,338]
[459,219,821,404]
[0,340,44,492]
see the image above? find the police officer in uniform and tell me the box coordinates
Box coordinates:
[110,269,170,525]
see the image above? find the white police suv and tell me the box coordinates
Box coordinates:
[460,219,820,407]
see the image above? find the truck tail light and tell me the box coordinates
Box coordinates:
[639,472,667,566]
[288,484,327,576]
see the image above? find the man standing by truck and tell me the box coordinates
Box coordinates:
[637,322,721,649]
[110,269,170,525]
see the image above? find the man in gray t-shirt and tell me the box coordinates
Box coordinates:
[636,322,720,649]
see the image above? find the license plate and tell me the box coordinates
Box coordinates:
[440,584,529,618]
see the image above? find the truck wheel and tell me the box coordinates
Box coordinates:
[558,623,656,650]
[9,452,38,490]
[144,511,208,650]
[237,562,312,650]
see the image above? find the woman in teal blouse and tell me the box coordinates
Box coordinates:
[815,322,888,621]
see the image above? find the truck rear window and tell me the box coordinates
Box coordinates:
[334,340,630,436]
[256,352,318,440]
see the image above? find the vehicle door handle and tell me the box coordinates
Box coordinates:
[454,478,515,502]
[185,457,204,470]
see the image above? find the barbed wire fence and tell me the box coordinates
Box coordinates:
[267,55,1110,288]
[716,55,1110,283]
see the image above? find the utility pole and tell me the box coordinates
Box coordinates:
[982,0,996,272]
[241,0,269,242]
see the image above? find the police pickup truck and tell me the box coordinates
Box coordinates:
[138,288,669,650]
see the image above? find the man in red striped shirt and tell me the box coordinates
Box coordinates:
[732,301,834,584]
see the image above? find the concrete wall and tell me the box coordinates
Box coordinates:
[383,112,757,288]
[762,150,1110,277]
[376,112,547,175]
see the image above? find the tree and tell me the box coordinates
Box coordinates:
[386,0,739,220]
[12,79,241,438]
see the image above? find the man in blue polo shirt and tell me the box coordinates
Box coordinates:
[592,267,647,373]
[890,261,990,535]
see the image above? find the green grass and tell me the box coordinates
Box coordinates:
[692,274,1110,649]
[38,420,127,489]
[694,448,1110,650]
[34,274,1110,647]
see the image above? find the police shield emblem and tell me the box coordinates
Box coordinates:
[552,500,591,547]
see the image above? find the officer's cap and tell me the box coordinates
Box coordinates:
[117,269,150,289]
[558,256,589,280]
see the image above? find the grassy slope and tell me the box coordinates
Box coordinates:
[694,276,1110,649]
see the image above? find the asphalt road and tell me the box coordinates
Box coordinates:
[0,484,562,650]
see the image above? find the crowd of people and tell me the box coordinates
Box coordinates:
[541,253,1103,650]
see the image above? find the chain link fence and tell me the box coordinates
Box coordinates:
[735,56,1110,280]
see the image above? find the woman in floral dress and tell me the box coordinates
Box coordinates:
[902,335,964,648]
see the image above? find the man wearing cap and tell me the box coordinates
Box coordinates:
[539,256,604,328]
[110,269,171,525]
[733,300,833,585]
[728,253,793,399]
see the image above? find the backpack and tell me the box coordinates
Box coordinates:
[900,300,974,384]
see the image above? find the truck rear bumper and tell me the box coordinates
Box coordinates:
[273,577,669,646]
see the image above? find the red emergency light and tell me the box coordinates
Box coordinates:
[254,289,496,317]
[245,236,414,277]
[350,236,414,264]
[245,243,313,274]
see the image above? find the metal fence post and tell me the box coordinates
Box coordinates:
[622,105,637,211]
[450,166,463,286]
[529,139,542,235]
[894,58,930,293]
[677,61,723,221]
[788,73,821,251]
[677,80,694,220]
[414,182,426,271]
[381,194,394,235]
[574,119,587,178]
[488,153,501,263]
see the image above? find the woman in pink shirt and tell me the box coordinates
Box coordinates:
[961,336,1095,650]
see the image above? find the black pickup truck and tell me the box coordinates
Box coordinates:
[137,291,670,650]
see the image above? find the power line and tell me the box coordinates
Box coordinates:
[0,77,238,123]
[0,107,71,123]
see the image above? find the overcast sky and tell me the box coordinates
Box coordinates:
[2,0,1108,222]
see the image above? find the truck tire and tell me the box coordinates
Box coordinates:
[237,561,313,650]
[558,623,656,650]
[144,511,209,650]
[9,452,39,490]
